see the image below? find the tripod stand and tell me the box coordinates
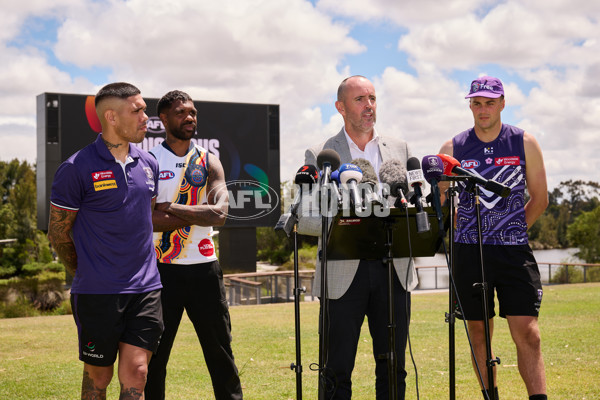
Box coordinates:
[274,210,306,400]
[444,178,500,400]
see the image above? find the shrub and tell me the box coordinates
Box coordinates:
[550,265,584,284]
[0,296,40,318]
[0,265,17,279]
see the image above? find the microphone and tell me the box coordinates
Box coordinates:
[275,164,319,236]
[421,155,445,234]
[407,157,430,233]
[316,149,341,187]
[290,164,319,215]
[330,169,340,185]
[351,158,383,206]
[437,153,511,198]
[378,159,409,209]
[338,163,363,214]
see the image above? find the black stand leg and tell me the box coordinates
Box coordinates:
[381,220,398,400]
[290,223,305,400]
[472,186,500,400]
[318,186,333,400]
[445,183,458,400]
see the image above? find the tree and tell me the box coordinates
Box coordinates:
[567,206,600,263]
[0,159,48,277]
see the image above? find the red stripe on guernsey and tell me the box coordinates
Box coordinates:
[91,170,115,181]
[50,202,79,212]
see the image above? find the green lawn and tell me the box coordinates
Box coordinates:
[1,283,599,399]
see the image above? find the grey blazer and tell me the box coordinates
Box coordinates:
[297,128,418,299]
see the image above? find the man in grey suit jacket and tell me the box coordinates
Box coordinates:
[297,75,417,399]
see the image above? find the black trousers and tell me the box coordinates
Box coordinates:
[145,261,243,400]
[324,259,411,399]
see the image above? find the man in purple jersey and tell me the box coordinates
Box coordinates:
[48,82,163,399]
[439,76,549,400]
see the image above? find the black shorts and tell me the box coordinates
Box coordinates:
[71,290,164,366]
[454,244,543,320]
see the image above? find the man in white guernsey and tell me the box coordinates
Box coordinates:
[145,90,243,400]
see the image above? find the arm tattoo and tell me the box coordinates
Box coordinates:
[47,207,78,276]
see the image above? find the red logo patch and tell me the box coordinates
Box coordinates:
[495,156,520,166]
[91,170,115,181]
[198,239,214,257]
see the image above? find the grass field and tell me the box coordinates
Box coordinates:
[1,282,599,399]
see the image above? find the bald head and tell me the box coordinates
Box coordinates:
[337,75,371,102]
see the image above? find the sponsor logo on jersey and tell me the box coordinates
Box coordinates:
[93,180,117,191]
[91,170,114,181]
[495,156,520,166]
[461,159,480,169]
[92,170,117,191]
[159,170,175,180]
[484,147,494,155]
[198,238,215,257]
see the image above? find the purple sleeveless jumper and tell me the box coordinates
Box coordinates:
[453,124,528,245]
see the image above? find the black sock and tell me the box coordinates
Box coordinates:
[481,387,499,399]
[529,395,547,400]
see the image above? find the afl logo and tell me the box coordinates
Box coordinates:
[147,117,165,134]
[159,170,175,180]
[461,159,480,169]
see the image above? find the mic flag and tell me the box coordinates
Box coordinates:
[275,164,319,236]
[421,155,443,183]
[421,155,445,235]
[295,164,319,185]
[407,157,430,233]
[316,149,341,215]
[289,164,319,215]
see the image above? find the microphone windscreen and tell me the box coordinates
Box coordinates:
[421,155,443,182]
[407,156,421,172]
[295,164,319,185]
[378,159,408,194]
[316,149,341,171]
[351,158,378,184]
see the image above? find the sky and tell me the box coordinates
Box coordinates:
[1,0,599,191]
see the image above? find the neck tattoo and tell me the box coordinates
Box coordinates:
[103,139,122,150]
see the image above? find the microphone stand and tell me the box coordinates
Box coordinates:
[471,185,500,400]
[290,219,305,399]
[275,197,306,400]
[382,217,398,400]
[318,181,334,400]
[442,176,500,400]
[445,181,458,400]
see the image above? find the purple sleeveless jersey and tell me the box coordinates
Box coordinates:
[453,124,528,245]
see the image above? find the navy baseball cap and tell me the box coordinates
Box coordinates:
[465,76,504,99]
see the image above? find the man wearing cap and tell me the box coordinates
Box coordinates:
[439,76,549,400]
